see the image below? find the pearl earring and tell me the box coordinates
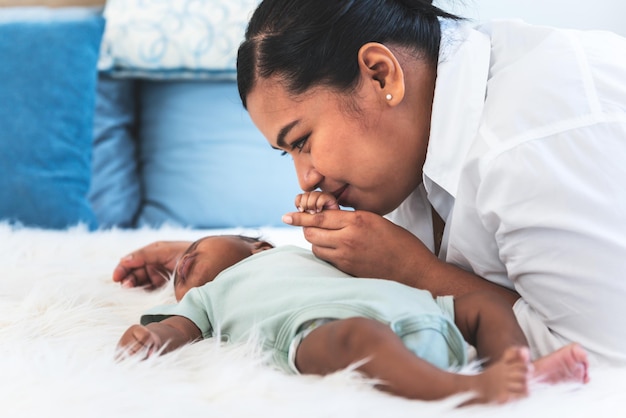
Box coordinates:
[385,93,393,101]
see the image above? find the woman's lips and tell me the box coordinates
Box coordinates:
[332,184,349,205]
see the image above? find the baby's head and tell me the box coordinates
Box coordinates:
[173,235,274,301]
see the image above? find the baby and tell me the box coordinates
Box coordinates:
[117,192,589,405]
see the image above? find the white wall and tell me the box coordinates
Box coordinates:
[436,0,626,36]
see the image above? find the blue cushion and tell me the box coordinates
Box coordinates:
[88,75,141,228]
[136,80,301,228]
[0,8,104,229]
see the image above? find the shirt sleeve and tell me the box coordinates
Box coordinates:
[477,122,626,363]
[140,287,214,339]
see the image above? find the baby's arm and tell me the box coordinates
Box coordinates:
[295,191,340,214]
[113,241,192,289]
[117,316,202,359]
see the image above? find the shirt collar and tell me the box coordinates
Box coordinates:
[422,21,491,217]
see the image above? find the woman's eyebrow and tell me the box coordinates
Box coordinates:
[276,120,301,148]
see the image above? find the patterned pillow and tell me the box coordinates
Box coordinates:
[98,0,260,80]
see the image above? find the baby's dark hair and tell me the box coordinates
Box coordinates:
[237,234,274,248]
[237,0,461,108]
[173,235,274,287]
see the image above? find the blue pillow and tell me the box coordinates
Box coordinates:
[88,75,141,228]
[0,8,104,229]
[136,80,301,228]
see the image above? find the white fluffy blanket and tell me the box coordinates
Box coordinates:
[1,224,624,417]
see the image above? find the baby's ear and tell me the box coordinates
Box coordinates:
[252,241,274,254]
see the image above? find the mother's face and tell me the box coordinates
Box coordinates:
[246,75,430,216]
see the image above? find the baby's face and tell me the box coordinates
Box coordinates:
[173,235,273,301]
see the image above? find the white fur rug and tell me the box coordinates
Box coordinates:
[1,224,624,418]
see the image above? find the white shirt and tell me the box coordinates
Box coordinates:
[386,19,626,365]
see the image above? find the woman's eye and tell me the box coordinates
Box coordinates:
[280,134,311,157]
[291,134,310,153]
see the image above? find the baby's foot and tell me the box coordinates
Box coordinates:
[532,343,590,384]
[471,346,532,404]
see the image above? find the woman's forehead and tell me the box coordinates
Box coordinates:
[247,79,337,141]
[250,76,333,103]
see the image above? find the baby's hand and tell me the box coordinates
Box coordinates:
[295,191,340,214]
[112,241,191,289]
[116,324,162,360]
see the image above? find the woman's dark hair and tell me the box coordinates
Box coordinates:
[237,0,460,108]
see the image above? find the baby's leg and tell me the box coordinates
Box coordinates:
[453,290,528,364]
[532,343,590,384]
[464,345,532,405]
[294,317,530,404]
[454,291,590,386]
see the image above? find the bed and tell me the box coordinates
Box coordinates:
[1,3,625,417]
[3,226,626,417]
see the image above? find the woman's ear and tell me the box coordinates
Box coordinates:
[251,241,274,254]
[357,42,406,105]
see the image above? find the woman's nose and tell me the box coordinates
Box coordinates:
[294,156,322,192]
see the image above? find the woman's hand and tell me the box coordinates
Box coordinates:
[112,241,192,289]
[283,209,432,282]
[282,209,520,305]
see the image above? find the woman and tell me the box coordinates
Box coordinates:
[114,0,626,365]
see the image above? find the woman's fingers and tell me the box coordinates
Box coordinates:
[283,209,349,230]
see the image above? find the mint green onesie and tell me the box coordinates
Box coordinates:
[141,245,468,373]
